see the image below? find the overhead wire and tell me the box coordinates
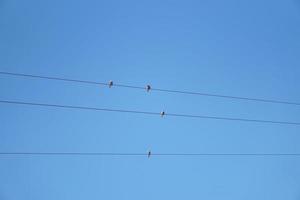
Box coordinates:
[0,100,299,126]
[0,152,300,157]
[1,71,299,106]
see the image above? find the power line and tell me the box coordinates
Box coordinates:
[0,71,106,85]
[0,152,145,156]
[0,100,158,115]
[0,152,300,157]
[1,71,299,106]
[1,99,299,126]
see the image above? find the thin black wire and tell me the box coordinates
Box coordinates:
[1,71,299,106]
[0,152,300,156]
[0,71,106,85]
[152,88,300,106]
[1,100,300,126]
[0,100,159,115]
[0,152,145,156]
[166,113,300,125]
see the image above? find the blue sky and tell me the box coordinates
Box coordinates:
[1,0,300,199]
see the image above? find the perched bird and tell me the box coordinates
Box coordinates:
[146,85,151,92]
[148,151,151,158]
[108,80,113,88]
[160,111,165,117]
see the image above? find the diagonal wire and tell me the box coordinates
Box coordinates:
[1,71,299,106]
[0,99,300,126]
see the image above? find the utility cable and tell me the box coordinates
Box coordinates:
[0,100,299,126]
[0,152,300,157]
[1,71,299,106]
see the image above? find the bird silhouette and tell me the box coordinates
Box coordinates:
[146,85,151,92]
[108,80,113,88]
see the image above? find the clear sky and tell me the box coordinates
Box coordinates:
[1,0,300,199]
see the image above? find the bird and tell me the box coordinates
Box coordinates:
[160,111,165,117]
[108,80,113,88]
[148,151,151,158]
[146,85,151,92]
